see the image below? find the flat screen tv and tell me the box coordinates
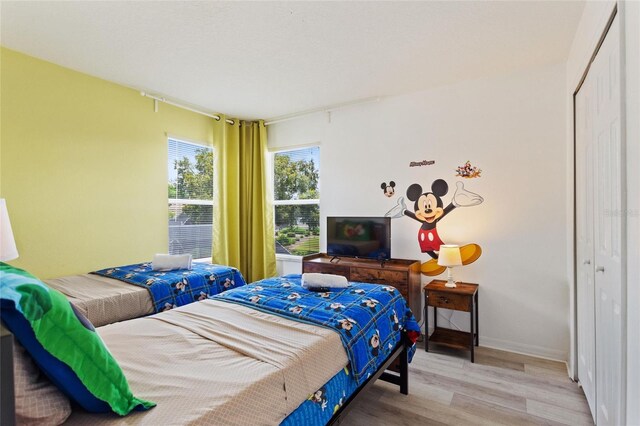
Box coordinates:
[326,216,391,260]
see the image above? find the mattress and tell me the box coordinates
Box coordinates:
[64,299,348,425]
[45,274,153,327]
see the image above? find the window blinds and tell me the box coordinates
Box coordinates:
[168,138,214,259]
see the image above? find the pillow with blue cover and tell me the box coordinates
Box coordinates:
[0,262,155,415]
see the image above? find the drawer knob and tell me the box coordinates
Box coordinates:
[439,296,449,303]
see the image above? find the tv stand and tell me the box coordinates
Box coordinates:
[302,253,422,322]
[330,255,341,263]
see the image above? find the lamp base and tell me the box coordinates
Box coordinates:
[444,267,457,287]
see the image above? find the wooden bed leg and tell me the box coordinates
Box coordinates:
[400,343,408,395]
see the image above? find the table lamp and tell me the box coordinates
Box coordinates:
[438,245,462,288]
[0,199,19,261]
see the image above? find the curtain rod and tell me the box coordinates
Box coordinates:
[263,96,382,126]
[140,92,235,125]
[141,91,382,127]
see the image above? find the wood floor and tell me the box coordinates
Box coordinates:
[344,343,593,425]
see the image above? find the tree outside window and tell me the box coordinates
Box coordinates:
[273,147,320,256]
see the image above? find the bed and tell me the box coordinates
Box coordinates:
[44,274,153,328]
[2,271,419,426]
[64,275,419,425]
[44,262,246,327]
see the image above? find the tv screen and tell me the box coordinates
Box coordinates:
[326,217,391,260]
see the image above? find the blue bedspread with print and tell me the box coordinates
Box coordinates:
[214,274,421,386]
[92,262,245,313]
[281,364,356,426]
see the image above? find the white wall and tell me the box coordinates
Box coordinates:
[269,62,569,361]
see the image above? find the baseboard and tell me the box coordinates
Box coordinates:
[423,324,567,363]
[477,336,568,363]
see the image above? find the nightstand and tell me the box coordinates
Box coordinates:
[424,280,479,362]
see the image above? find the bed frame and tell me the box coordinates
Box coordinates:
[328,334,410,425]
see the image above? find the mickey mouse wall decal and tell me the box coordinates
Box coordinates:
[455,161,482,179]
[380,181,396,197]
[385,178,483,276]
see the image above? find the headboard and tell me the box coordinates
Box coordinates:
[0,323,16,426]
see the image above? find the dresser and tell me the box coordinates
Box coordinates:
[301,253,422,322]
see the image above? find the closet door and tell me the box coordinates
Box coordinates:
[576,14,623,425]
[575,71,596,418]
[592,16,623,426]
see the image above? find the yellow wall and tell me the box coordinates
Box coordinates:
[0,48,215,278]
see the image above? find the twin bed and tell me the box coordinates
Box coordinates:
[44,274,154,327]
[3,262,420,425]
[44,262,245,327]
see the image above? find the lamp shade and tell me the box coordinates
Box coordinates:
[437,245,462,267]
[0,199,19,261]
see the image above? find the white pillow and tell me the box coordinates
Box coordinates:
[302,273,349,288]
[152,253,193,271]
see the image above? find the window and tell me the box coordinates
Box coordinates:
[168,138,214,259]
[273,146,320,256]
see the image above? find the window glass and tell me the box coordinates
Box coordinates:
[273,146,320,256]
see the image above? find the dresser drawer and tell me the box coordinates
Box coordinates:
[302,262,350,278]
[350,268,406,285]
[427,291,471,312]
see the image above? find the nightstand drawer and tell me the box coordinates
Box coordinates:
[350,267,406,284]
[427,291,471,312]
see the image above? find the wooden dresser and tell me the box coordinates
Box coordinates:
[301,253,422,322]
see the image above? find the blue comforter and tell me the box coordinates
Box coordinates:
[214,274,421,386]
[92,262,245,313]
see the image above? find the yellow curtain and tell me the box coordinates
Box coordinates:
[212,115,276,282]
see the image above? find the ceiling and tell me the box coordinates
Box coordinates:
[1,1,585,121]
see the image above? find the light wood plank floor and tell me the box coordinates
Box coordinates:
[344,343,593,425]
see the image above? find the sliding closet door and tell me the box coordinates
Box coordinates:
[575,72,596,417]
[592,16,624,426]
